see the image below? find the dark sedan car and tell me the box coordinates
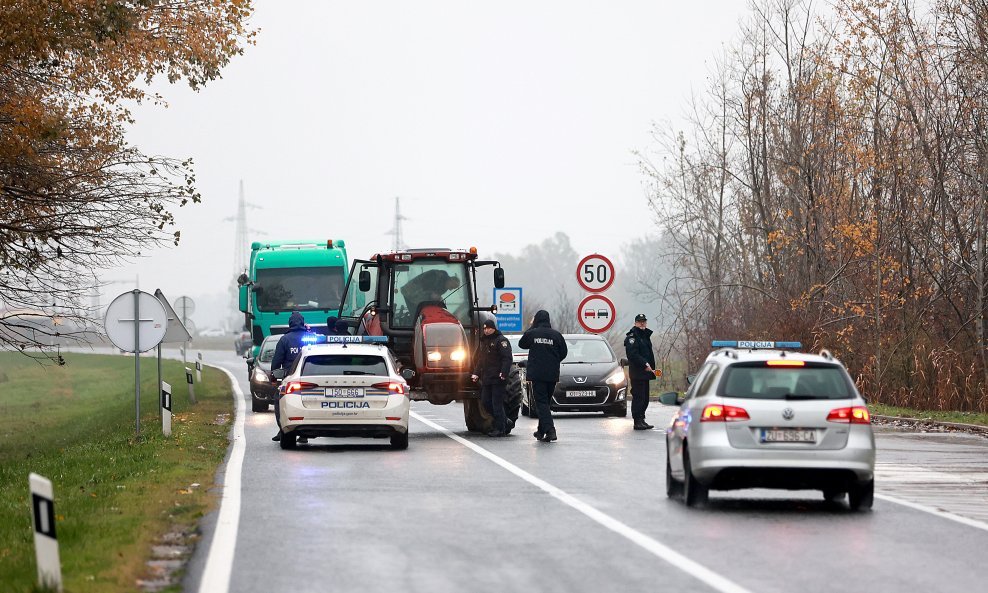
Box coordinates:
[247,334,281,412]
[519,333,628,417]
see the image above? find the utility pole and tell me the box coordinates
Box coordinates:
[387,197,408,251]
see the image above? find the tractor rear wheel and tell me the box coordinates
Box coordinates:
[463,398,494,433]
[505,367,523,426]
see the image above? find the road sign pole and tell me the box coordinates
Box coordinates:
[29,473,62,592]
[133,290,140,438]
[156,344,162,419]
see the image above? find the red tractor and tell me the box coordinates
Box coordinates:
[335,248,522,432]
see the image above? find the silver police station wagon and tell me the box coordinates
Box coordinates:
[662,341,875,510]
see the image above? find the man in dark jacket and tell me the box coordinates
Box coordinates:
[624,313,656,430]
[471,319,513,437]
[519,309,568,442]
[271,311,310,442]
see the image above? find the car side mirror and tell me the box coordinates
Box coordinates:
[400,367,415,381]
[659,391,681,406]
[517,360,527,368]
[271,368,286,380]
[237,273,249,286]
[245,357,255,366]
[359,269,371,292]
[493,267,505,289]
[619,357,628,367]
[686,374,696,385]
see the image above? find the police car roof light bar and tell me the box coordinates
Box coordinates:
[712,340,802,350]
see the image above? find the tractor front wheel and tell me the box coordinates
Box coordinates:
[463,398,494,433]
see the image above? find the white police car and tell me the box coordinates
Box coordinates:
[662,340,875,510]
[277,335,410,450]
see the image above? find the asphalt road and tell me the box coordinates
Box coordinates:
[177,349,987,593]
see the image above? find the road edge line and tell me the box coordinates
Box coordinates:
[410,411,752,593]
[875,493,988,533]
[197,365,246,593]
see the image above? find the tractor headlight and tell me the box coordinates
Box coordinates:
[450,349,466,362]
[605,369,626,386]
[427,351,442,362]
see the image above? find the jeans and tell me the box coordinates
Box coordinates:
[532,380,556,434]
[630,378,650,420]
[481,382,507,433]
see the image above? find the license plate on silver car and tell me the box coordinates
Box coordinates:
[760,429,815,443]
[567,390,596,398]
[326,387,364,398]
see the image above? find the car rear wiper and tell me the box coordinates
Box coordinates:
[784,393,829,400]
[342,371,373,375]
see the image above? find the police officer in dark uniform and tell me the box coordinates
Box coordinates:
[519,309,568,442]
[271,311,310,442]
[471,319,513,437]
[624,313,656,430]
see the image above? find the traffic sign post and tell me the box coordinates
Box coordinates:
[576,254,615,293]
[104,290,167,438]
[493,287,523,332]
[29,473,62,592]
[577,294,617,334]
[161,381,172,437]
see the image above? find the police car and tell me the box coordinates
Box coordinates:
[662,340,875,510]
[276,335,410,450]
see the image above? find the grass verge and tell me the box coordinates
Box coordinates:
[869,403,988,427]
[0,352,233,593]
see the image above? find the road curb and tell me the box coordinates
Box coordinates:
[872,414,988,437]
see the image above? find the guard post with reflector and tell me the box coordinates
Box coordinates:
[161,381,172,437]
[195,352,202,383]
[185,367,196,405]
[29,473,62,592]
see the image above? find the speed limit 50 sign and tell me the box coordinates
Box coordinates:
[576,254,615,293]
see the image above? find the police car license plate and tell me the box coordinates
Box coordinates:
[326,387,364,398]
[761,429,815,443]
[567,390,596,398]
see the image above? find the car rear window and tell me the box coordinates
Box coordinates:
[301,354,388,376]
[718,362,854,400]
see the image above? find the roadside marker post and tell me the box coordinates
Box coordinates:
[161,381,172,437]
[196,353,202,383]
[186,367,197,405]
[29,473,62,592]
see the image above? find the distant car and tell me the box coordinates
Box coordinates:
[235,330,253,356]
[518,333,627,418]
[247,335,281,412]
[504,334,528,364]
[276,336,410,450]
[662,340,875,510]
[198,327,225,338]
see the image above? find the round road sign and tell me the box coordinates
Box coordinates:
[576,254,615,293]
[173,296,195,319]
[104,290,168,352]
[577,294,616,334]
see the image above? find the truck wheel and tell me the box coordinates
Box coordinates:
[505,368,523,425]
[463,399,494,433]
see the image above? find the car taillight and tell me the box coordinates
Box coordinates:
[827,406,870,424]
[372,381,406,395]
[284,381,318,394]
[701,404,750,422]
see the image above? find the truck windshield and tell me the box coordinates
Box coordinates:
[256,267,345,312]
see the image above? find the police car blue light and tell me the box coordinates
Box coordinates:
[711,340,802,349]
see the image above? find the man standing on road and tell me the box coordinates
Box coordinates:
[271,311,310,443]
[624,313,656,430]
[471,319,513,437]
[519,309,567,442]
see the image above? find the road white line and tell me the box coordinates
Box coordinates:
[197,365,246,593]
[410,411,752,593]
[876,494,988,533]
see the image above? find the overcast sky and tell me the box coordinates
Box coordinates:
[111,0,750,328]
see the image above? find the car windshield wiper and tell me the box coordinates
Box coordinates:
[784,393,829,400]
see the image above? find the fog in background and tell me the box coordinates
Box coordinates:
[99,1,749,334]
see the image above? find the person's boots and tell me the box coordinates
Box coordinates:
[272,430,282,442]
[641,420,654,429]
[633,419,650,430]
[533,430,544,441]
[540,429,557,442]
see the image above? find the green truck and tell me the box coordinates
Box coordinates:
[236,240,348,355]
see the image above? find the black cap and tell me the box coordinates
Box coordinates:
[483,319,497,329]
[635,313,648,322]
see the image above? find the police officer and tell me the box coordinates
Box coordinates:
[624,313,656,430]
[471,319,513,437]
[519,309,567,442]
[271,311,310,442]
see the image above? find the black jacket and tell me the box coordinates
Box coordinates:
[473,329,513,385]
[518,310,568,382]
[272,312,309,372]
[624,326,656,381]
